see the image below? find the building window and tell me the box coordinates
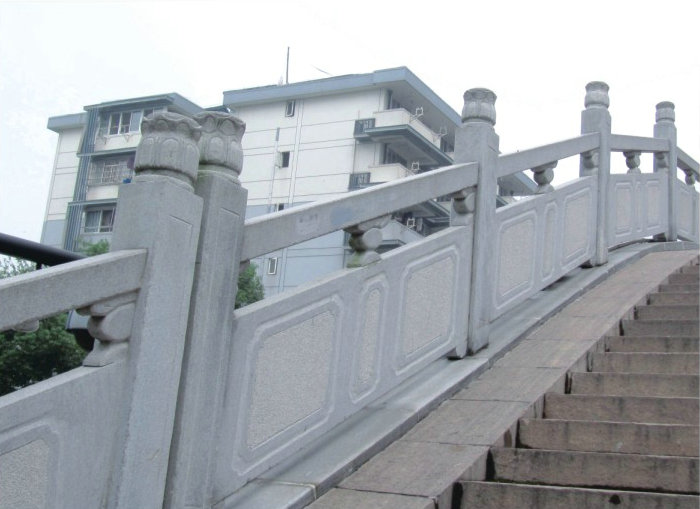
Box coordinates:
[440,138,454,153]
[279,151,291,168]
[99,107,165,137]
[349,172,371,189]
[383,146,407,168]
[88,155,135,185]
[267,257,278,275]
[285,100,296,117]
[83,207,115,233]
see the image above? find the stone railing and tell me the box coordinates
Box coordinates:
[0,83,697,509]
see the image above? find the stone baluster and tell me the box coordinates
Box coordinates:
[450,186,477,222]
[455,88,499,354]
[102,112,204,509]
[164,111,249,509]
[532,161,557,193]
[683,169,696,186]
[653,101,678,241]
[345,215,391,268]
[580,81,611,266]
[623,151,642,174]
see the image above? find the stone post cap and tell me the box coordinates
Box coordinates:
[462,88,497,126]
[655,101,675,123]
[134,112,201,190]
[193,111,246,181]
[584,81,610,109]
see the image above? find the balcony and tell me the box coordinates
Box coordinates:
[354,109,453,168]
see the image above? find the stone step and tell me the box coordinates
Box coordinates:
[568,372,699,398]
[680,264,700,274]
[460,481,700,508]
[621,319,699,337]
[589,352,699,374]
[648,292,699,306]
[518,418,699,457]
[637,305,699,320]
[544,393,698,425]
[488,447,699,494]
[605,336,699,353]
[668,273,700,285]
[659,283,699,293]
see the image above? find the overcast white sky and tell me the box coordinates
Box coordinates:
[0,0,698,242]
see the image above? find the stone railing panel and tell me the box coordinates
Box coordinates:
[213,222,473,497]
[491,176,596,319]
[0,363,126,509]
[608,172,667,248]
[676,178,699,242]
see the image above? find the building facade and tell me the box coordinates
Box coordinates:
[42,67,532,296]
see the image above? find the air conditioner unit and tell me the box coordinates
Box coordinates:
[411,161,420,172]
[406,217,416,229]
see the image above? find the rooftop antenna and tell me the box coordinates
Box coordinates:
[286,47,290,85]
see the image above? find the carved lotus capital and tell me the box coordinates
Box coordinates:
[134,112,202,190]
[193,112,246,181]
[655,101,675,124]
[462,88,497,126]
[584,81,610,110]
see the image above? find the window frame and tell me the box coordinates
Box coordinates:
[267,257,278,275]
[285,100,296,117]
[83,207,116,234]
[99,107,166,137]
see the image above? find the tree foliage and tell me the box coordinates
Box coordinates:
[235,263,265,309]
[0,258,85,396]
[78,238,110,256]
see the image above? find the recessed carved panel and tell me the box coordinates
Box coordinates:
[0,439,50,509]
[245,300,340,450]
[563,188,592,262]
[646,180,661,228]
[400,254,455,359]
[542,203,557,280]
[350,278,387,402]
[614,181,634,234]
[497,214,536,301]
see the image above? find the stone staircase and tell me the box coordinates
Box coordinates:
[462,261,700,507]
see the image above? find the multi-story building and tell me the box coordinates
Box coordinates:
[42,67,533,296]
[42,93,205,252]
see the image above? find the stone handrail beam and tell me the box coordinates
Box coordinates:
[496,133,599,178]
[609,134,670,152]
[240,161,478,261]
[677,147,699,177]
[0,249,147,332]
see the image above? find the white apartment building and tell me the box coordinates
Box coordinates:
[42,67,533,296]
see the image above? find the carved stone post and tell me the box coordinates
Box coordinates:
[653,101,678,241]
[580,81,611,265]
[455,88,499,354]
[164,112,248,509]
[105,113,204,509]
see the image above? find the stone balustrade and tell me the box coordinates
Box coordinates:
[0,82,698,509]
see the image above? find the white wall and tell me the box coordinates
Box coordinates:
[44,126,82,223]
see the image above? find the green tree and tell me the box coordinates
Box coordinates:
[78,238,110,256]
[235,263,265,308]
[0,258,85,396]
